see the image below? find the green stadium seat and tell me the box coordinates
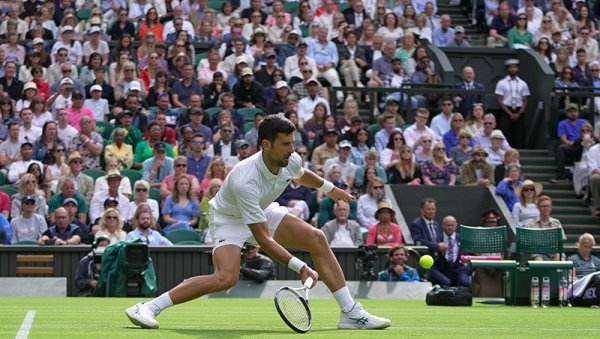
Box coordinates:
[82,169,107,183]
[76,8,92,20]
[149,187,162,207]
[0,172,6,186]
[0,185,17,198]
[121,169,142,191]
[238,107,264,123]
[367,123,380,138]
[13,240,38,245]
[165,229,202,244]
[204,107,221,120]
[244,121,254,133]
[207,0,222,10]
[96,121,113,141]
[195,52,207,68]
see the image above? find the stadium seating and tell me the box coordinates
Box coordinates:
[165,229,202,244]
[121,169,142,191]
[238,107,264,123]
[82,169,107,183]
[148,188,162,207]
[96,121,113,141]
[0,185,17,198]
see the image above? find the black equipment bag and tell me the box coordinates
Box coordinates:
[570,272,600,307]
[426,286,473,306]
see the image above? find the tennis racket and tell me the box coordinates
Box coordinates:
[274,277,313,333]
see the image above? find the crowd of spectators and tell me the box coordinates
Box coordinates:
[0,0,598,289]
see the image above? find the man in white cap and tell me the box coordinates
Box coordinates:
[83,26,109,65]
[232,67,265,109]
[51,25,83,65]
[84,85,109,122]
[495,58,530,148]
[446,26,470,47]
[47,77,74,116]
[223,40,254,74]
[298,78,331,124]
[323,140,358,189]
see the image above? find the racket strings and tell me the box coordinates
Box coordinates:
[277,290,310,330]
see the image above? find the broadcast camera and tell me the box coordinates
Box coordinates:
[356,245,379,281]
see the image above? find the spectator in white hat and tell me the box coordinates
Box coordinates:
[50,25,82,65]
[84,85,109,122]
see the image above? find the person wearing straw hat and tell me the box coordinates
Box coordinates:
[512,179,543,226]
[460,146,494,186]
[16,81,38,112]
[366,200,402,246]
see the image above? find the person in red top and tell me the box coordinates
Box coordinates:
[0,190,9,219]
[67,91,96,132]
[30,65,49,100]
[137,7,164,42]
[366,200,402,246]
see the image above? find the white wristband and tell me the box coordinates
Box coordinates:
[287,257,307,274]
[318,180,334,193]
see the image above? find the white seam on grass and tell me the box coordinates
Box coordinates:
[394,326,600,332]
[15,310,36,339]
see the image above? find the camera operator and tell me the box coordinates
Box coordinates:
[356,244,379,281]
[240,244,275,283]
[75,236,110,297]
[377,245,420,282]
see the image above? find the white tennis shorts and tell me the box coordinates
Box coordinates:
[208,202,288,252]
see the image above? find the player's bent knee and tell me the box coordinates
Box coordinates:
[213,272,239,290]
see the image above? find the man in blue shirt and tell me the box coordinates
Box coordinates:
[377,245,420,282]
[187,133,211,182]
[142,142,175,189]
[432,14,455,47]
[308,26,344,104]
[127,208,173,246]
[550,103,590,183]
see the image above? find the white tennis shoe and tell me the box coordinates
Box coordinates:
[125,302,160,329]
[337,302,391,330]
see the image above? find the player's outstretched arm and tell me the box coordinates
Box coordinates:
[248,221,318,286]
[296,169,355,203]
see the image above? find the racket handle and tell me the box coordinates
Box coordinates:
[304,277,314,289]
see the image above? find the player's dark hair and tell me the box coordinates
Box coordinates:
[258,114,296,145]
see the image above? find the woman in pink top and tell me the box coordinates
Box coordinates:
[66,91,95,132]
[367,201,403,246]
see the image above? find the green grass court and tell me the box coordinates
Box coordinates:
[2,298,600,338]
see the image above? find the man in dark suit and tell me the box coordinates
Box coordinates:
[429,215,471,287]
[454,66,486,115]
[410,197,441,254]
[343,1,369,37]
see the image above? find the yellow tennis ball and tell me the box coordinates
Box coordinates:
[419,255,434,269]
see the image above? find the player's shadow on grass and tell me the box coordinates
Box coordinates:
[124,327,339,336]
[171,328,338,337]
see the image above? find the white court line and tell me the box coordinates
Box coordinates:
[15,310,36,339]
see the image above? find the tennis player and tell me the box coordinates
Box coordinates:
[126,114,391,330]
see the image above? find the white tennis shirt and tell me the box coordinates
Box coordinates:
[209,151,305,226]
